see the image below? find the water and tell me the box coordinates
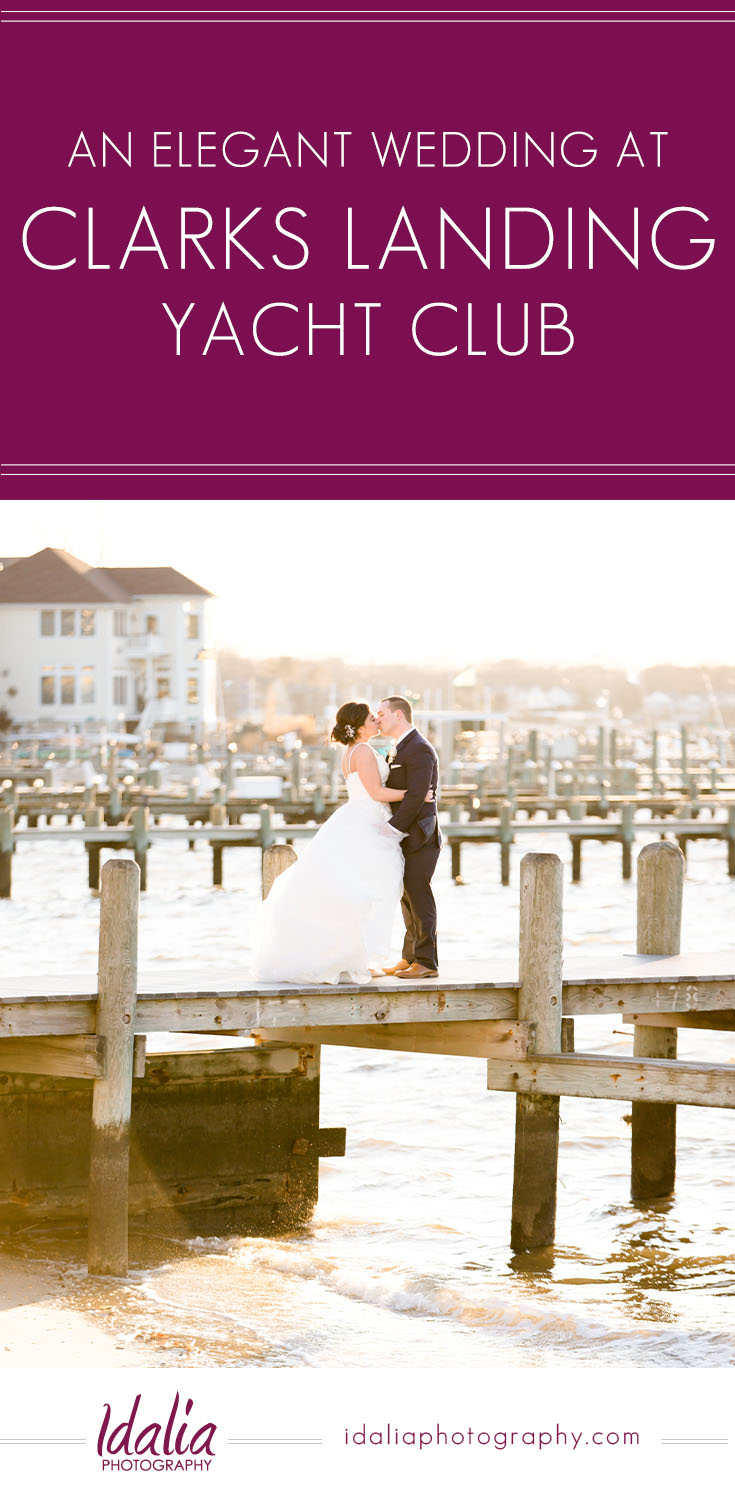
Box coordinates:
[2,822,735,1366]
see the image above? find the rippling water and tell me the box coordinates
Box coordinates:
[2,819,734,1366]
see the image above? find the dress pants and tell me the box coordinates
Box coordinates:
[400,837,441,969]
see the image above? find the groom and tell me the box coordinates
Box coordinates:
[376,696,442,979]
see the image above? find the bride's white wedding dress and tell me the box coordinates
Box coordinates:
[251,744,404,985]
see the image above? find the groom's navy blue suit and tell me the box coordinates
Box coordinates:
[386,727,441,971]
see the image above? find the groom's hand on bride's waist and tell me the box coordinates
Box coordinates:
[380,823,406,840]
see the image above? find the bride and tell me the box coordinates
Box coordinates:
[251,701,431,985]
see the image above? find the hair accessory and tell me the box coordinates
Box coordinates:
[344,725,356,739]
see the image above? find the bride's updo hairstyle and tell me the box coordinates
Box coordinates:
[331,701,370,745]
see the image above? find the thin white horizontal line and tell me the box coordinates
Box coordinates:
[3,462,731,468]
[2,16,733,20]
[4,471,728,478]
[7,9,730,13]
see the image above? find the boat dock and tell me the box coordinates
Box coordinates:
[1,841,733,1274]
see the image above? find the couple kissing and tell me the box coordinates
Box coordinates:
[252,697,441,985]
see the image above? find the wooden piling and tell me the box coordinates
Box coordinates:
[631,840,684,1200]
[0,809,12,899]
[262,843,298,900]
[211,802,226,887]
[131,806,149,892]
[621,804,635,880]
[569,798,583,883]
[85,807,104,893]
[728,807,735,878]
[88,858,140,1275]
[510,851,563,1251]
[500,802,513,887]
[451,841,462,883]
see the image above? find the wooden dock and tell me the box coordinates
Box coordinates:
[3,798,735,898]
[1,841,734,1273]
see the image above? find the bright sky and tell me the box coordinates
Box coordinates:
[2,500,733,669]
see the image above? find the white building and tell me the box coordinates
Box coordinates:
[0,548,217,733]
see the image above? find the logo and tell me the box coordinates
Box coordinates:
[97,1392,216,1473]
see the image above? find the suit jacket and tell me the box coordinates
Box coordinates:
[385,727,441,854]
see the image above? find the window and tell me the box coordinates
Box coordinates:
[114,610,127,637]
[146,614,159,635]
[156,676,170,699]
[60,670,75,705]
[187,675,199,705]
[113,674,128,706]
[41,610,55,636]
[40,671,55,705]
[80,608,96,636]
[80,667,95,705]
[186,612,199,640]
[60,609,75,636]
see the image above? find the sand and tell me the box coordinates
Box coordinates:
[0,1251,162,1368]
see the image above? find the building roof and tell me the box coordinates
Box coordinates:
[0,549,212,604]
[99,567,212,598]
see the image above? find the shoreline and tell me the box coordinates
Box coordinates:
[0,1248,169,1369]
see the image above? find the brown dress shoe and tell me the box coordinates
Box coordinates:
[395,962,439,980]
[382,959,412,975]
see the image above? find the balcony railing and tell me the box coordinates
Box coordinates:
[123,634,166,656]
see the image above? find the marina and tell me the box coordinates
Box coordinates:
[2,841,733,1292]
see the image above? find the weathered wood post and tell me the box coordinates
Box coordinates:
[85,807,104,893]
[88,858,140,1275]
[211,801,226,887]
[262,843,298,899]
[131,806,149,892]
[650,728,659,793]
[0,808,13,899]
[631,840,684,1200]
[596,726,606,773]
[499,801,513,886]
[620,803,635,880]
[568,797,584,883]
[225,743,235,798]
[451,840,462,883]
[727,806,735,878]
[259,804,273,851]
[108,757,122,824]
[510,851,563,1251]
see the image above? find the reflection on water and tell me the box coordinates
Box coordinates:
[1,828,735,1366]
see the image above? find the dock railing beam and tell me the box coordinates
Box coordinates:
[631,840,683,1200]
[510,851,563,1251]
[88,858,140,1276]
